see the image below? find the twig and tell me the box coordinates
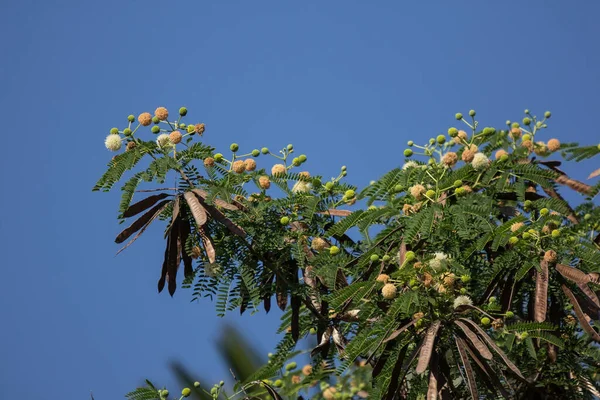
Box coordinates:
[135,187,178,193]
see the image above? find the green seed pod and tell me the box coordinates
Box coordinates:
[287,144,294,151]
[404,149,413,157]
[429,138,435,145]
[544,111,551,118]
[261,147,269,154]
[511,122,520,129]
[299,154,307,163]
[127,115,135,122]
[522,134,531,141]
[285,362,297,371]
[292,157,300,166]
[382,254,391,262]
[455,113,463,120]
[407,140,414,146]
[110,127,119,135]
[454,187,466,196]
[280,216,290,225]
[394,184,403,192]
[522,232,531,240]
[461,275,471,283]
[453,180,463,188]
[489,296,497,303]
[523,117,532,126]
[151,126,160,134]
[481,317,491,326]
[370,254,379,262]
[425,189,436,198]
[152,116,160,124]
[505,311,514,318]
[344,190,355,198]
[230,143,239,152]
[540,208,549,216]
[448,127,458,137]
[521,332,529,339]
[194,382,201,388]
[325,182,334,190]
[584,214,592,220]
[469,109,476,117]
[214,153,224,161]
[551,229,561,238]
[179,107,188,116]
[436,135,446,144]
[329,246,340,255]
[309,327,317,334]
[252,149,260,157]
[182,387,191,397]
[460,288,467,294]
[405,251,415,262]
[508,237,519,245]
[123,128,132,136]
[500,154,509,162]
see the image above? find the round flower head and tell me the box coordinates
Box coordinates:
[511,222,524,232]
[429,252,449,271]
[442,152,458,167]
[491,318,504,330]
[292,181,311,193]
[510,127,522,139]
[409,184,426,200]
[461,144,478,162]
[402,161,419,170]
[436,283,447,293]
[154,107,169,121]
[126,141,137,151]
[204,157,215,167]
[323,387,337,400]
[495,149,509,160]
[302,365,313,376]
[547,138,561,152]
[258,176,271,189]
[376,274,390,283]
[461,185,473,194]
[232,160,246,174]
[471,152,490,171]
[204,263,222,277]
[291,375,301,384]
[299,171,310,179]
[457,130,468,141]
[194,123,205,135]
[138,112,152,126]
[453,295,473,309]
[243,159,257,171]
[381,283,397,299]
[522,140,534,152]
[156,134,172,149]
[169,130,183,144]
[402,203,413,215]
[442,272,456,286]
[105,134,122,151]
[534,141,549,156]
[271,164,287,176]
[413,312,425,320]
[311,237,328,251]
[544,249,558,263]
[422,272,433,287]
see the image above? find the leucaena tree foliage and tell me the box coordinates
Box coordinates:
[95,106,600,400]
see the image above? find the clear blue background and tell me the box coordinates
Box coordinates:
[1,1,599,398]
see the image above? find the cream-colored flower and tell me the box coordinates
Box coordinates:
[471,152,490,170]
[156,133,171,148]
[105,134,122,151]
[442,152,458,167]
[376,274,390,283]
[138,112,152,126]
[453,295,473,309]
[402,161,419,170]
[511,222,524,232]
[154,107,169,121]
[429,252,449,271]
[311,237,328,251]
[169,130,182,144]
[410,184,426,200]
[292,181,311,193]
[258,176,271,189]
[204,157,215,167]
[302,365,313,376]
[232,160,246,173]
[382,283,397,299]
[544,249,558,263]
[547,138,561,152]
[495,149,509,160]
[271,164,286,175]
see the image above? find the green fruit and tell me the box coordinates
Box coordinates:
[179,123,186,129]
[436,135,446,144]
[280,216,290,225]
[309,327,317,334]
[409,279,417,287]
[110,127,119,135]
[481,317,491,326]
[252,149,260,157]
[151,126,160,134]
[523,117,532,126]
[214,153,224,161]
[285,362,297,371]
[299,154,307,163]
[182,387,191,397]
[368,205,377,211]
[505,311,514,318]
[511,122,520,129]
[219,381,224,386]
[194,381,201,387]
[344,190,355,198]
[261,147,269,154]
[187,125,195,133]
[160,390,169,398]
[179,107,188,116]
[524,200,532,208]
[407,140,414,146]
[292,157,300,166]
[394,184,403,192]
[370,254,379,262]
[469,109,476,117]
[313,178,322,186]
[325,182,334,190]
[460,288,467,294]
[584,214,592,220]
[500,154,509,162]
[123,128,132,136]
[453,180,463,188]
[342,171,347,176]
[382,254,391,262]
[455,113,463,120]
[522,134,531,141]
[127,115,135,122]
[341,165,347,171]
[551,229,561,238]
[230,143,239,152]
[508,237,519,245]
[274,380,283,388]
[404,149,413,157]
[287,144,294,151]
[544,111,551,119]
[329,246,340,255]
[448,127,459,137]
[489,296,497,303]
[521,332,529,339]
[540,208,549,216]
[461,275,471,283]
[505,120,511,126]
[454,187,466,196]
[429,138,435,145]
[426,190,436,198]
[405,251,415,262]
[210,387,218,395]
[522,232,531,240]
[152,116,160,124]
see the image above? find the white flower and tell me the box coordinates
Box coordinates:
[402,161,419,170]
[204,263,222,278]
[471,152,490,171]
[105,134,122,151]
[156,133,172,149]
[292,181,312,193]
[453,295,473,309]
[429,252,449,271]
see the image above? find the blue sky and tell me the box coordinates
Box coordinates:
[1,1,599,398]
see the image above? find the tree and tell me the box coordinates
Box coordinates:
[95,106,600,399]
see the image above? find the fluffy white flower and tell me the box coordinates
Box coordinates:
[453,295,473,309]
[204,263,222,278]
[402,161,419,170]
[105,134,122,151]
[292,181,312,193]
[471,152,490,171]
[429,252,449,271]
[156,133,172,149]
